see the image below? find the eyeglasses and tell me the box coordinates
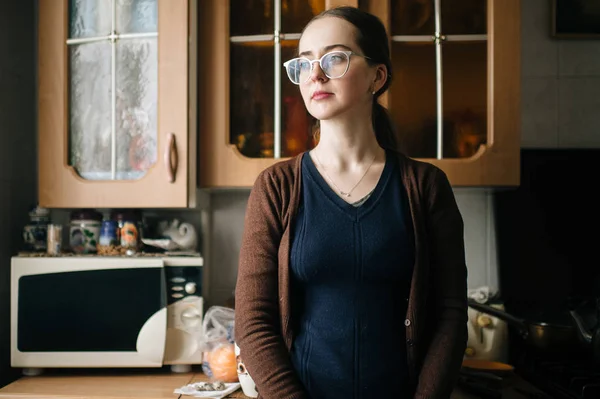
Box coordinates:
[283,50,371,85]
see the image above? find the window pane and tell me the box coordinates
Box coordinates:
[69,42,112,179]
[391,0,435,36]
[390,42,437,158]
[282,40,315,157]
[441,0,486,35]
[230,42,275,158]
[281,0,325,33]
[231,0,274,36]
[69,0,112,38]
[441,41,487,158]
[115,38,158,179]
[117,0,158,34]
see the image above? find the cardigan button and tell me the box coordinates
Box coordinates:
[404,319,411,327]
[406,339,414,346]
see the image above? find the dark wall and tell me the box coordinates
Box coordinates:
[494,149,600,317]
[0,0,37,387]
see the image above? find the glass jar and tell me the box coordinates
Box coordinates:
[120,221,139,252]
[97,220,119,255]
[47,224,63,255]
[110,209,144,251]
[69,209,103,254]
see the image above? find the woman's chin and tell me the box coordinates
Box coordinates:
[308,108,341,122]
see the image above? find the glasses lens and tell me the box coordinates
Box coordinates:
[322,52,349,79]
[286,59,311,84]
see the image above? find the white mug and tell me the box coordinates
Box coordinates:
[234,343,258,398]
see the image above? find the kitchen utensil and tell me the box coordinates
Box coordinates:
[466,303,509,362]
[158,219,197,250]
[569,297,600,365]
[468,299,578,356]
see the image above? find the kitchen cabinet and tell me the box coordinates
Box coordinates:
[38,0,198,208]
[198,0,521,188]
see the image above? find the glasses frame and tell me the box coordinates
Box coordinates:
[283,50,371,85]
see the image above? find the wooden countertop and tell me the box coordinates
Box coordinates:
[0,368,249,399]
[0,367,549,399]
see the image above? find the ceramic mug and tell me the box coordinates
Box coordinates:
[234,343,258,398]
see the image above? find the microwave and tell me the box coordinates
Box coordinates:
[11,255,204,376]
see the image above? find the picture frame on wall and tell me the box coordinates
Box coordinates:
[552,0,600,38]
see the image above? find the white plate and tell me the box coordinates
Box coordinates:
[174,382,241,398]
[141,238,180,251]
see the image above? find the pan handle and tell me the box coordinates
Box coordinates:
[468,299,529,338]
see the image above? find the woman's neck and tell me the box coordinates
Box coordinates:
[314,119,384,170]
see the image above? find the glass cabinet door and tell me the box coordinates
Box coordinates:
[386,0,487,159]
[68,0,158,180]
[229,0,324,159]
[199,0,519,188]
[39,0,191,207]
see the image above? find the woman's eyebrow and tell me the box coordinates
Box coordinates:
[298,44,353,57]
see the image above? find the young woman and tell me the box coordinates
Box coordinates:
[235,6,468,399]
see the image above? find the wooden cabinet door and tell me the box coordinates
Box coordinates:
[198,0,357,188]
[38,0,195,208]
[363,0,520,186]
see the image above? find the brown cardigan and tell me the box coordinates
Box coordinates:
[235,151,468,399]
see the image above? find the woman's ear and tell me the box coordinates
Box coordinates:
[373,64,388,94]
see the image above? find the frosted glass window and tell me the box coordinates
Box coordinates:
[68,0,158,180]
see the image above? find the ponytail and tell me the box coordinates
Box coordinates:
[372,101,397,151]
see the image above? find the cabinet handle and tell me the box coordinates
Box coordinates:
[164,133,178,183]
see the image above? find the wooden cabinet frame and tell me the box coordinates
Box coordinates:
[38,0,198,208]
[199,0,520,188]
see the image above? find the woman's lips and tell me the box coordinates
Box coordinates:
[312,91,333,100]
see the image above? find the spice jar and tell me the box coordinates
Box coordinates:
[97,220,119,255]
[110,209,144,251]
[47,224,63,255]
[120,221,139,252]
[69,209,102,254]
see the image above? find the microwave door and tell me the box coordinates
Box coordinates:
[11,257,167,368]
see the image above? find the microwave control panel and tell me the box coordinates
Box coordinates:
[163,258,204,365]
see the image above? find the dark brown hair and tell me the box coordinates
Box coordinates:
[302,6,397,151]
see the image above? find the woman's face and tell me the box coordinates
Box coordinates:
[297,17,376,122]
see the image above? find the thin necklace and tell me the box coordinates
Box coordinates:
[313,151,377,198]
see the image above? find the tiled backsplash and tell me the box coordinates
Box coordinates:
[201,187,497,308]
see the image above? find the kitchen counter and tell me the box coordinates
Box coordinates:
[0,367,548,399]
[0,368,246,399]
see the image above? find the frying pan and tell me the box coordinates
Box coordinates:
[467,299,578,356]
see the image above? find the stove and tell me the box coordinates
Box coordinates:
[515,352,600,399]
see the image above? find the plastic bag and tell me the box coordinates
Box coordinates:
[199,306,236,382]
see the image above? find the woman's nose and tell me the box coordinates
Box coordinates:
[309,61,327,82]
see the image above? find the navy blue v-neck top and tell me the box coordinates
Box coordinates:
[289,152,415,399]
